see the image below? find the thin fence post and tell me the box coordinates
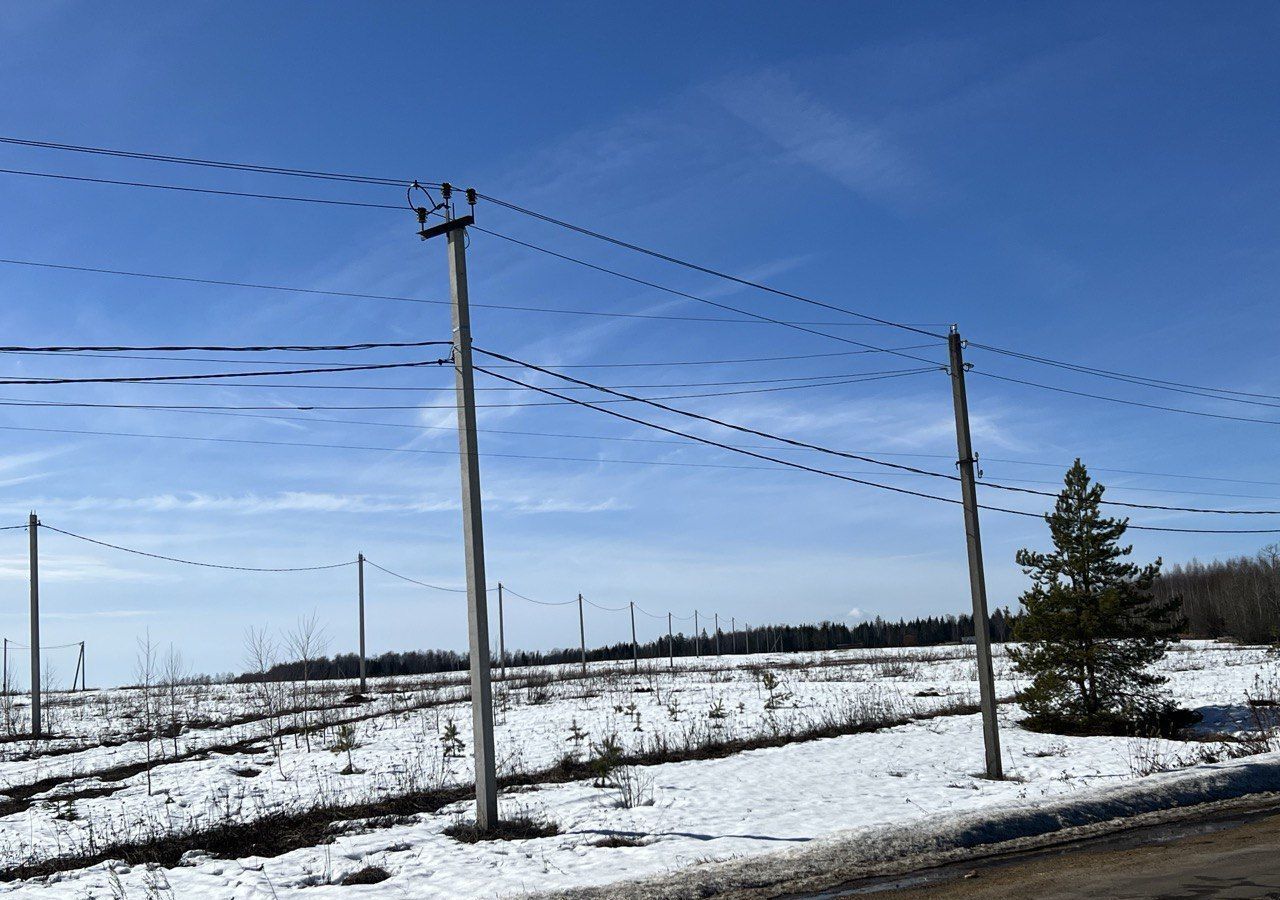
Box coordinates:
[629,601,638,674]
[667,612,674,669]
[497,583,506,681]
[578,593,587,675]
[28,511,40,739]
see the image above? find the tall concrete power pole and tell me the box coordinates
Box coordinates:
[420,188,498,829]
[28,512,40,739]
[948,328,1003,781]
[357,552,367,694]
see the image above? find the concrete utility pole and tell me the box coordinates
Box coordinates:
[497,583,506,681]
[948,328,1003,781]
[28,511,40,739]
[629,602,639,674]
[357,553,367,694]
[423,192,498,829]
[667,612,674,669]
[2,638,7,695]
[79,642,86,691]
[577,593,587,674]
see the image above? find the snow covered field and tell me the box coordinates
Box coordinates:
[2,641,1277,898]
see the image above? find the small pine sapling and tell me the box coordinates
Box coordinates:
[329,723,361,774]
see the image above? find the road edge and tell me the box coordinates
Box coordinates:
[540,751,1280,900]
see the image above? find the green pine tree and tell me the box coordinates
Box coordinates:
[1010,460,1188,735]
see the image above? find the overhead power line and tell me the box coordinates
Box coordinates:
[0,166,406,210]
[0,135,422,187]
[502,587,577,607]
[362,558,469,593]
[0,357,451,386]
[0,134,954,339]
[474,227,947,366]
[475,349,1280,517]
[474,361,1280,534]
[474,195,945,339]
[0,257,939,328]
[0,344,943,371]
[4,404,1274,502]
[5,135,1270,416]
[973,370,1280,427]
[0,367,930,399]
[39,523,355,572]
[0,340,451,354]
[969,341,1280,405]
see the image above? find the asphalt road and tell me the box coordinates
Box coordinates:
[798,808,1280,899]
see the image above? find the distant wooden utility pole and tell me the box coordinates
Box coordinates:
[28,512,40,739]
[694,610,700,657]
[629,602,638,674]
[667,612,674,669]
[79,642,85,692]
[497,583,506,681]
[577,593,587,675]
[731,616,736,653]
[419,186,498,830]
[357,553,367,694]
[715,613,721,656]
[948,327,1003,781]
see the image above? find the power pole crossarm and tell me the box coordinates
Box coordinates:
[948,329,1003,781]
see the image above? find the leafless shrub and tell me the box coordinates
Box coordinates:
[606,764,654,809]
[286,612,330,753]
[135,630,157,796]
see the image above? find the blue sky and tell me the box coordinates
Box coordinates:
[1,2,1278,685]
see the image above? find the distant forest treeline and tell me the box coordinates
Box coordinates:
[232,546,1280,684]
[1158,546,1280,644]
[234,609,1021,683]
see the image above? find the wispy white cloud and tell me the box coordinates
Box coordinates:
[22,489,624,516]
[704,69,929,209]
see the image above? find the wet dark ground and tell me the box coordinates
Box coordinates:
[792,806,1280,899]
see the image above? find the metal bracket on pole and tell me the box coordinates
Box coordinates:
[418,214,474,242]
